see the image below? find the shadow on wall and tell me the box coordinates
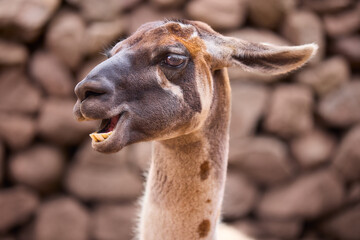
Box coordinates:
[0,0,360,240]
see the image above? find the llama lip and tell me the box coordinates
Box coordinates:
[89,112,124,143]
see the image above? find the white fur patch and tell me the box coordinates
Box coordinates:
[189,30,198,39]
[169,21,198,39]
[177,22,188,28]
[156,69,184,99]
[217,224,255,240]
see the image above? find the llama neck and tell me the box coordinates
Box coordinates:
[139,69,231,240]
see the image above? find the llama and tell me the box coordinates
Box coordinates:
[73,20,317,240]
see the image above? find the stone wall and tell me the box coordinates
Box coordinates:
[0,0,360,239]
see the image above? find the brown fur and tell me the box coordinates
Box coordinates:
[200,161,211,180]
[198,219,211,238]
[73,19,317,240]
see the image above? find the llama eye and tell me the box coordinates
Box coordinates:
[162,54,187,67]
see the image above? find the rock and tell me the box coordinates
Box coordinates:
[9,145,65,192]
[0,187,39,232]
[30,52,73,97]
[291,130,336,169]
[0,237,15,240]
[257,170,344,219]
[227,29,290,82]
[46,11,85,69]
[258,219,302,240]
[72,141,129,166]
[229,82,269,140]
[66,163,143,202]
[229,136,293,185]
[127,4,183,35]
[37,98,98,145]
[186,0,247,30]
[295,56,350,96]
[66,141,143,201]
[222,172,259,219]
[233,219,301,240]
[0,0,61,42]
[83,18,126,56]
[150,0,186,9]
[320,204,360,240]
[228,83,269,160]
[67,0,141,21]
[332,125,360,181]
[0,40,28,66]
[318,81,360,127]
[281,10,325,63]
[16,221,35,240]
[264,85,314,138]
[227,28,290,46]
[127,141,152,172]
[323,4,360,38]
[91,204,137,240]
[227,70,281,85]
[232,220,263,239]
[300,234,322,240]
[332,35,360,69]
[348,184,360,204]
[217,224,259,240]
[0,141,3,183]
[76,56,107,82]
[35,197,89,240]
[0,70,41,114]
[30,51,74,97]
[0,113,36,150]
[248,0,296,29]
[301,0,353,13]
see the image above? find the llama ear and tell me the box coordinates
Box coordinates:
[207,37,318,75]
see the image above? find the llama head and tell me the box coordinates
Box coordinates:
[73,20,317,153]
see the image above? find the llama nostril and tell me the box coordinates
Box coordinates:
[84,90,104,99]
[75,79,110,102]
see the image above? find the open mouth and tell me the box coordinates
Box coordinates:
[89,113,122,143]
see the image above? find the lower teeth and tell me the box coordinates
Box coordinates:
[90,131,113,142]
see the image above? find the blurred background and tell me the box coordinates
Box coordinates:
[0,0,360,239]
